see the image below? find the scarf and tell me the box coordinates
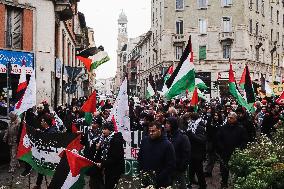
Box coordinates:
[100,132,114,161]
[187,118,202,134]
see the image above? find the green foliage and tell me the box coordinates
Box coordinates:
[230,129,284,189]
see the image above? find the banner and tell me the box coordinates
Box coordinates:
[0,50,34,74]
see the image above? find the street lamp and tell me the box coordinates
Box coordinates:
[6,61,11,116]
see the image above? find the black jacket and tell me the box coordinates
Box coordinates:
[138,133,176,188]
[186,120,207,160]
[168,129,191,172]
[101,132,125,177]
[216,123,248,160]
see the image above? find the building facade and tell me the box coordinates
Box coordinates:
[0,0,94,110]
[133,0,284,98]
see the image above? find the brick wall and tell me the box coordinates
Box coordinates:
[23,9,33,51]
[0,4,6,48]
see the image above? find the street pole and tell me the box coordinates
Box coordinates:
[6,62,10,116]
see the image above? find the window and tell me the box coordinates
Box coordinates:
[176,0,184,10]
[199,19,207,34]
[261,1,264,16]
[222,17,232,32]
[256,47,260,61]
[123,54,127,62]
[277,10,279,24]
[249,0,253,9]
[175,45,183,60]
[176,20,184,34]
[271,29,273,41]
[199,46,206,60]
[256,0,259,12]
[271,6,273,22]
[222,42,231,59]
[198,0,207,9]
[256,22,259,36]
[222,0,232,7]
[249,19,253,34]
[6,6,23,49]
[277,32,279,41]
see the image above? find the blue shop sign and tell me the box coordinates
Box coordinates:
[0,50,34,74]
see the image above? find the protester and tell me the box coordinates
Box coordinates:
[138,121,176,188]
[165,117,191,189]
[32,113,57,189]
[186,112,207,189]
[3,112,20,173]
[96,121,125,189]
[216,112,248,188]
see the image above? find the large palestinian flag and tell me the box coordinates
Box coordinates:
[17,125,83,176]
[165,36,195,99]
[48,150,94,189]
[228,63,254,112]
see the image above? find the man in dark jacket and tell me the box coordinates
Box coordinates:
[216,112,248,188]
[236,107,256,142]
[165,117,191,189]
[96,121,124,189]
[138,121,176,188]
[186,112,207,189]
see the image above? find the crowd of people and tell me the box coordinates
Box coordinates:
[2,95,284,189]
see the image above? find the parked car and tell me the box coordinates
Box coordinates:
[0,118,10,165]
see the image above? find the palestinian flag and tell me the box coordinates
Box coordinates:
[164,65,174,82]
[17,125,83,176]
[15,59,28,109]
[90,51,110,70]
[146,81,155,99]
[14,70,36,115]
[228,63,254,112]
[48,150,94,189]
[158,65,173,94]
[165,36,195,99]
[195,78,208,90]
[146,73,155,99]
[243,65,256,104]
[239,66,246,89]
[76,56,92,72]
[197,89,207,101]
[191,87,198,112]
[97,100,105,112]
[276,90,284,104]
[81,91,96,125]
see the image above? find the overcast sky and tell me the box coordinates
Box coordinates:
[78,0,151,79]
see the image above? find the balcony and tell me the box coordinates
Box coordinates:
[219,32,234,42]
[172,34,186,43]
[55,0,73,21]
[129,80,137,86]
[130,68,137,73]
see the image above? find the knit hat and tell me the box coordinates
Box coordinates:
[102,121,114,131]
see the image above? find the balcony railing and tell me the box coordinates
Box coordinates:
[130,68,137,73]
[172,34,186,43]
[219,32,234,42]
[129,80,137,86]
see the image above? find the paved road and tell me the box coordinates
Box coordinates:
[0,163,231,189]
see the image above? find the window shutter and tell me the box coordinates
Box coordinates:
[199,46,206,60]
[23,9,33,51]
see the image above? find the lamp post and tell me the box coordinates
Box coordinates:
[6,61,11,116]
